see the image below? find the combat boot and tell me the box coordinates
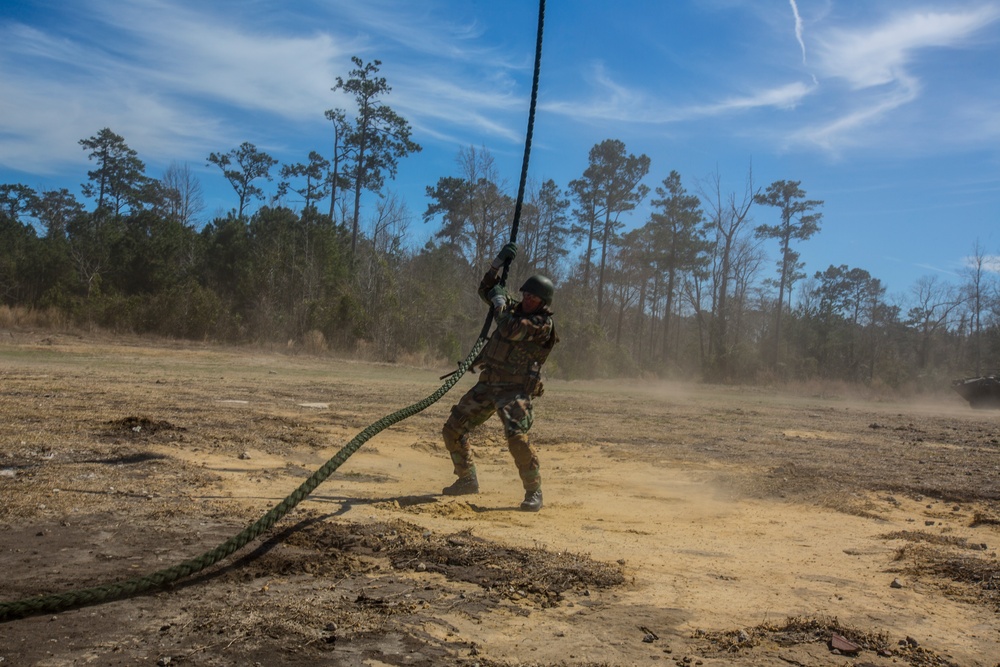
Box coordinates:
[442,475,479,496]
[520,488,542,512]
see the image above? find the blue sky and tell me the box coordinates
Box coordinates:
[2,0,999,299]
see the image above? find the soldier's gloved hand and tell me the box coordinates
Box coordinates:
[490,242,518,269]
[488,285,508,310]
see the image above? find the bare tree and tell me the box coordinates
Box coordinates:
[906,275,960,370]
[697,165,758,380]
[960,239,996,375]
[728,235,767,353]
[162,162,205,227]
[370,191,409,256]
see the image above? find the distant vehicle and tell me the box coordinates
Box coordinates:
[952,375,1000,409]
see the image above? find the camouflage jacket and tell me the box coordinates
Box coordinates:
[476,267,558,385]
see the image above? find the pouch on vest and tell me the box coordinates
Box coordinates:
[525,361,544,397]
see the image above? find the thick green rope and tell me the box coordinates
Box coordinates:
[0,0,547,624]
[0,337,487,622]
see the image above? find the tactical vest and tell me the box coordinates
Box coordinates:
[481,317,558,379]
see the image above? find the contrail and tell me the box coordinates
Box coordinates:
[789,0,807,64]
[789,0,818,85]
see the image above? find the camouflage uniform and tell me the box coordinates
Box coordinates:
[442,266,558,493]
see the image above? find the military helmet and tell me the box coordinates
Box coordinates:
[519,274,555,306]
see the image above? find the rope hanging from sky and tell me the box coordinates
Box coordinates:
[500,0,545,287]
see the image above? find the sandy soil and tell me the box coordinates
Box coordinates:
[1,331,999,666]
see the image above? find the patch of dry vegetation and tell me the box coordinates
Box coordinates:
[886,530,1000,612]
[149,514,627,663]
[695,616,958,667]
[0,305,71,330]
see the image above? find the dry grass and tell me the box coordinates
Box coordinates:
[0,304,71,330]
[886,530,1000,613]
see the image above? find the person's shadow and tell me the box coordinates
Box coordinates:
[311,492,520,514]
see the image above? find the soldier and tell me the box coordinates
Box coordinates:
[441,242,558,512]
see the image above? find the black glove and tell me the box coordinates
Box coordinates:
[488,284,509,310]
[490,242,517,269]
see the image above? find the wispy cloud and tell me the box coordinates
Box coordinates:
[86,0,354,119]
[963,255,1000,274]
[914,263,961,278]
[816,7,1000,89]
[544,60,816,126]
[392,73,525,144]
[0,0,535,175]
[0,34,226,173]
[788,74,922,153]
[791,6,1000,150]
[0,1,351,172]
[541,62,663,123]
[697,81,815,115]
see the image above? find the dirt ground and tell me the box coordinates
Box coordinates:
[1,331,999,667]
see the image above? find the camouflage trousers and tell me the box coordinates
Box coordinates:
[442,379,541,492]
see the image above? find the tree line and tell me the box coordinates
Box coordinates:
[1,57,997,390]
